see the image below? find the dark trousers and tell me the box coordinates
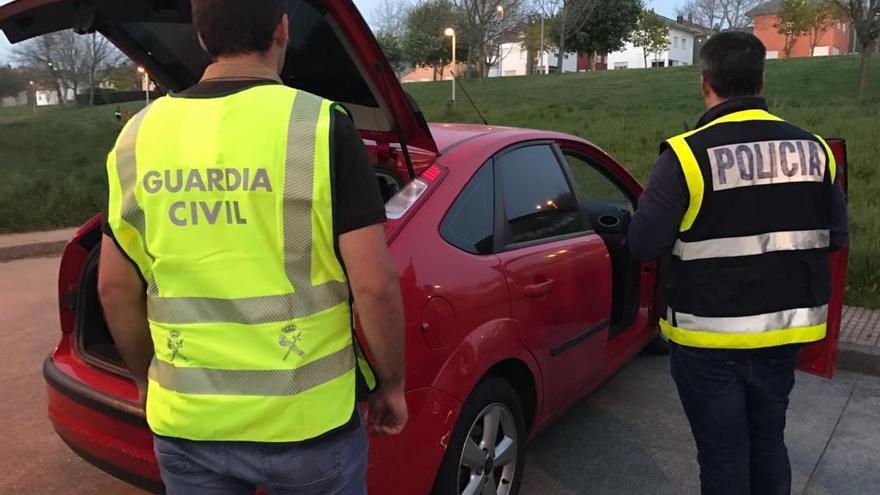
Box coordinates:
[670,342,801,495]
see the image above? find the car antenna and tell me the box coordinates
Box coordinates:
[454,75,489,126]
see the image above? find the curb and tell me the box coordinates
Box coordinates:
[837,342,880,377]
[0,240,68,262]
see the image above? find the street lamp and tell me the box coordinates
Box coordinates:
[496,5,504,77]
[29,80,35,115]
[444,28,456,106]
[137,66,150,105]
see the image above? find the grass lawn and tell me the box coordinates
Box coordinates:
[406,55,880,308]
[0,56,876,307]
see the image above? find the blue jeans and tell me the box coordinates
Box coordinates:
[154,426,368,495]
[670,342,801,495]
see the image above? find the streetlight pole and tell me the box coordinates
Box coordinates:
[444,28,456,106]
[496,5,504,77]
[540,16,545,74]
[137,66,150,106]
[29,81,35,115]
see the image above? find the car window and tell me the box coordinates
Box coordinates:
[441,163,495,254]
[564,153,633,211]
[499,145,583,245]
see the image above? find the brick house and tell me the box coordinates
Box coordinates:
[748,0,851,59]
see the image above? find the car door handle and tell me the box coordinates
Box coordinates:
[524,279,555,298]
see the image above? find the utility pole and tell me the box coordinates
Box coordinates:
[540,16,545,74]
[445,28,456,106]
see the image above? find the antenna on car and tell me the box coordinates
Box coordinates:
[454,76,489,126]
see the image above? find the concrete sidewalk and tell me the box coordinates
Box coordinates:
[2,227,879,376]
[0,227,76,262]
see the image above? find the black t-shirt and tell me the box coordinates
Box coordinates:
[103,78,386,240]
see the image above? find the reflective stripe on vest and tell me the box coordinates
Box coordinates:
[106,87,371,441]
[673,229,830,261]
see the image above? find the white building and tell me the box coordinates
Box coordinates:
[489,40,578,77]
[35,88,75,106]
[607,16,709,70]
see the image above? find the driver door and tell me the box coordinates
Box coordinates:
[798,138,849,379]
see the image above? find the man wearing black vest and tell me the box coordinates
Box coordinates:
[629,32,848,495]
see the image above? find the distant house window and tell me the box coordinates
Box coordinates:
[651,60,666,68]
[681,38,687,50]
[614,62,629,69]
[673,36,679,48]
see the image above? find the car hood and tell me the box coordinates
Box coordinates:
[0,0,438,154]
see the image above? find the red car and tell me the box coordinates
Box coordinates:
[0,1,848,494]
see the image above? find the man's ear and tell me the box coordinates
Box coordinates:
[197,33,211,58]
[700,75,712,99]
[275,14,290,49]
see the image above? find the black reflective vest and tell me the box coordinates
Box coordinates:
[660,107,837,349]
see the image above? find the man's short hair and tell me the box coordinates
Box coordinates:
[192,0,286,58]
[700,32,766,98]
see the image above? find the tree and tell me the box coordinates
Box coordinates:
[82,32,123,105]
[403,0,463,80]
[371,0,411,37]
[631,9,671,68]
[566,0,642,69]
[454,0,526,77]
[14,30,123,106]
[540,0,597,73]
[106,64,141,91]
[834,0,880,96]
[777,0,844,57]
[377,31,407,77]
[522,12,555,73]
[678,0,761,30]
[14,32,68,106]
[0,64,27,99]
[777,0,812,57]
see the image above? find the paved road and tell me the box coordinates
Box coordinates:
[1,256,878,495]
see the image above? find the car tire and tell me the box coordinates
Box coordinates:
[431,376,527,495]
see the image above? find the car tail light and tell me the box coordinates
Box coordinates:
[384,165,446,220]
[57,215,102,334]
[385,179,428,220]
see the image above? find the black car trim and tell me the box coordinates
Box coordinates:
[43,356,147,425]
[550,320,610,357]
[58,435,163,494]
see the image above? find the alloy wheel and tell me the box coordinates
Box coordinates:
[457,402,519,495]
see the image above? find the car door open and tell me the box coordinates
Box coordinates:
[797,138,849,379]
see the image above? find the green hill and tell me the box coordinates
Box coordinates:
[407,55,879,308]
[0,55,876,306]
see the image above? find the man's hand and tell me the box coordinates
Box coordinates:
[338,223,407,431]
[366,385,408,435]
[98,235,154,390]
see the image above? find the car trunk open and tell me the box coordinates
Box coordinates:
[0,0,439,167]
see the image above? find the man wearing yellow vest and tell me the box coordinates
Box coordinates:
[629,32,847,495]
[97,0,406,493]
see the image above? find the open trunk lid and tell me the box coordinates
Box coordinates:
[0,0,439,157]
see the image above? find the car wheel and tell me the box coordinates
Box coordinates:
[431,376,527,495]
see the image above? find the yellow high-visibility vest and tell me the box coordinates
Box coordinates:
[106,85,375,442]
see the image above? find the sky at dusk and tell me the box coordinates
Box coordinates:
[0,0,685,63]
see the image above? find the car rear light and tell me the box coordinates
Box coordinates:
[57,214,103,334]
[385,179,428,220]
